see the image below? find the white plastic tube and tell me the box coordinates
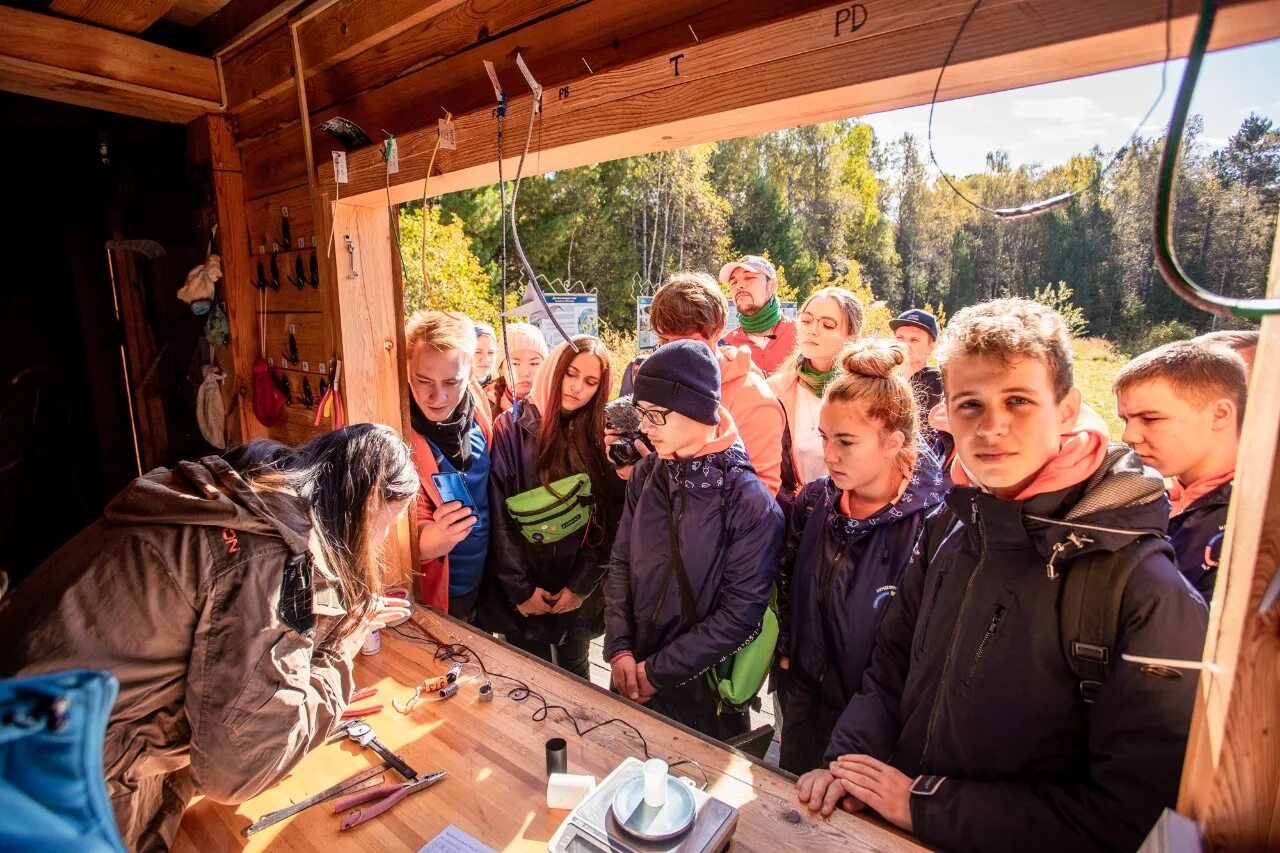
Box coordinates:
[643,759,668,808]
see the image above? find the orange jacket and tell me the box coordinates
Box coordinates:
[717,345,784,497]
[723,316,797,375]
[767,369,808,497]
[410,382,494,610]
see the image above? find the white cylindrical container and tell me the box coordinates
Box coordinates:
[643,758,668,808]
[546,773,596,809]
[361,629,381,656]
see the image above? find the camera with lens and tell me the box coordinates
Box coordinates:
[603,396,655,469]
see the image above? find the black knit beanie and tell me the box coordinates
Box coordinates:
[633,340,721,426]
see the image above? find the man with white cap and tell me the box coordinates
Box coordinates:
[720,254,797,375]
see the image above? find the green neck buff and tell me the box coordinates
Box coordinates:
[738,295,782,334]
[798,360,839,398]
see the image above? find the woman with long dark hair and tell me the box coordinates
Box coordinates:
[0,424,417,850]
[479,336,624,678]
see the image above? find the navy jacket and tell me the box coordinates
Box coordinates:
[777,455,944,770]
[482,404,623,644]
[826,446,1208,853]
[603,441,784,690]
[1168,481,1231,603]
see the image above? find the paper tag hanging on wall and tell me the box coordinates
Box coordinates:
[332,151,349,184]
[515,53,543,112]
[438,117,457,150]
[383,135,400,174]
[482,60,504,102]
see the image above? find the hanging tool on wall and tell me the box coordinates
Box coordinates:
[344,234,359,278]
[268,253,282,291]
[289,255,307,290]
[252,260,269,290]
[286,324,299,364]
[314,359,344,429]
[309,250,320,288]
[301,377,315,408]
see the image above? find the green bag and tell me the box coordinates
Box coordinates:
[706,605,778,710]
[504,473,594,544]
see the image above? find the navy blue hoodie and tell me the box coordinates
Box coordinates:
[777,451,945,773]
[826,446,1208,853]
[1168,481,1231,603]
[603,437,783,691]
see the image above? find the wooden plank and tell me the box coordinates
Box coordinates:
[303,0,835,148]
[295,0,469,76]
[48,0,177,34]
[0,6,220,102]
[1178,210,1280,851]
[204,114,267,443]
[321,0,1280,207]
[172,611,924,852]
[245,185,317,255]
[196,0,302,54]
[222,22,294,109]
[241,126,309,199]
[164,0,233,28]
[0,60,214,124]
[231,88,296,141]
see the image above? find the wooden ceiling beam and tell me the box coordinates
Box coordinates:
[48,0,178,34]
[320,0,1280,207]
[0,5,222,122]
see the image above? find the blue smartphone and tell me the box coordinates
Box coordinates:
[431,472,476,511]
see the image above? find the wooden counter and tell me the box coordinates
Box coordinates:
[173,610,923,852]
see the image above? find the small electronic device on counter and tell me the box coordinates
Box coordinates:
[549,757,737,853]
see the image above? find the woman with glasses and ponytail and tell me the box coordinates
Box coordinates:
[479,336,624,678]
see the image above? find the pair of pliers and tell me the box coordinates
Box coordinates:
[332,771,447,830]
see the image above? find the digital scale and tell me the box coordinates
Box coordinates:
[549,757,738,853]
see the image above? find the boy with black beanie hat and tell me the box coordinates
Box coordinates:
[604,340,784,739]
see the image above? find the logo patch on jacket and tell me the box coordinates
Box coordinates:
[873,585,898,609]
[221,528,240,554]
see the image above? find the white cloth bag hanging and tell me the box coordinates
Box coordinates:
[196,365,227,449]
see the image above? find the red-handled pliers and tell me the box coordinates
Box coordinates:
[332,770,447,830]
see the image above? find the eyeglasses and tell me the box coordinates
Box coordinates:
[635,406,673,426]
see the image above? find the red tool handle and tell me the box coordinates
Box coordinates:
[341,704,383,720]
[350,686,378,702]
[338,785,411,830]
[333,782,397,812]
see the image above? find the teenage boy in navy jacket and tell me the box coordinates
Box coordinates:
[798,299,1208,853]
[1114,339,1247,602]
[604,340,784,740]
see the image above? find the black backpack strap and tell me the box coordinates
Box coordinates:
[1060,535,1174,703]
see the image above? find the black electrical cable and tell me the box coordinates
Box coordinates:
[390,622,711,789]
[508,93,578,350]
[927,0,1174,219]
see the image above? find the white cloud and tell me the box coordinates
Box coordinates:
[1009,95,1111,123]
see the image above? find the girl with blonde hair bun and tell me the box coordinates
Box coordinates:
[774,339,945,774]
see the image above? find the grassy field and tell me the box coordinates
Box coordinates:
[1072,337,1130,439]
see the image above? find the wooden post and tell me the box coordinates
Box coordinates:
[200,113,268,443]
[1178,209,1280,852]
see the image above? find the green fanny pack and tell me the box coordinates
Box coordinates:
[504,473,595,544]
[707,603,778,711]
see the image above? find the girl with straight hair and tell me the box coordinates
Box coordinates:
[480,336,624,677]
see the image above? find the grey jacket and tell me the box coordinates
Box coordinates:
[0,456,361,850]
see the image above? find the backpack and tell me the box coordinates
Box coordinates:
[0,670,126,852]
[922,506,1175,703]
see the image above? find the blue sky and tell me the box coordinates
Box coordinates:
[859,39,1280,176]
